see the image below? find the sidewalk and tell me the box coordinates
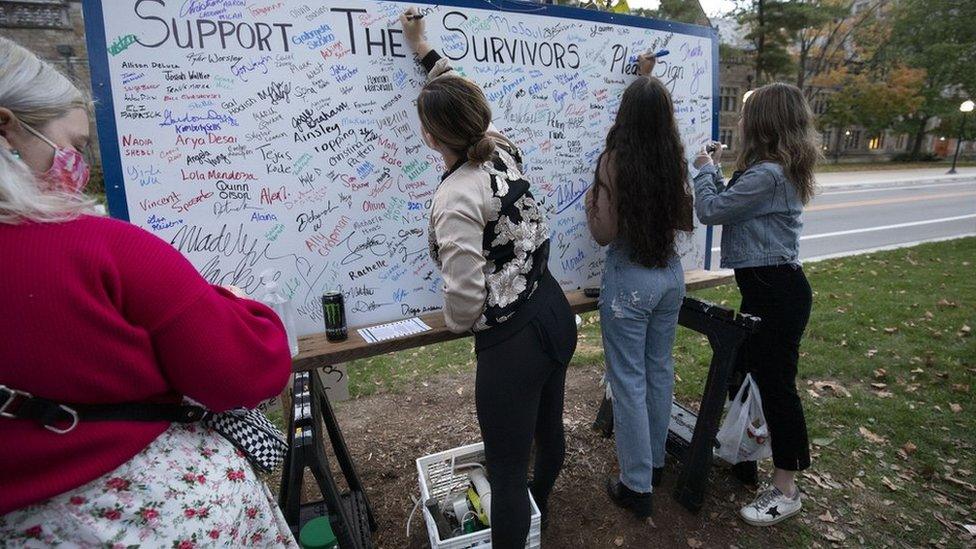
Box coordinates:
[815,167,976,188]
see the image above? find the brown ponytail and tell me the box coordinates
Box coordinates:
[467,134,495,163]
[417,75,495,163]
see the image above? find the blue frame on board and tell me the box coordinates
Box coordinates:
[82,0,719,266]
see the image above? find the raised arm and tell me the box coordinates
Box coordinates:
[694,163,775,226]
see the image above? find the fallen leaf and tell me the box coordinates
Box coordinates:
[614,536,624,547]
[814,381,852,398]
[455,387,464,396]
[859,426,887,444]
[881,476,901,491]
[871,383,888,390]
[819,510,837,523]
[963,524,976,536]
[812,437,834,447]
[852,477,866,489]
[873,368,887,379]
[884,327,898,334]
[866,349,878,358]
[937,298,958,308]
[823,527,847,542]
[877,391,893,398]
[952,384,970,393]
[902,442,918,455]
[687,539,703,548]
[950,403,962,414]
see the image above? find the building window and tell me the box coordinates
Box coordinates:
[844,130,861,150]
[867,134,884,150]
[821,131,831,151]
[812,99,828,115]
[0,1,71,29]
[720,87,739,112]
[719,129,734,147]
[896,134,908,150]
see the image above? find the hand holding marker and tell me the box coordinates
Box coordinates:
[636,48,668,76]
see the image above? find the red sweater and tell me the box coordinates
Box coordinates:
[0,215,291,515]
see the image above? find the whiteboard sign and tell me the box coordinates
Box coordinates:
[84,0,718,334]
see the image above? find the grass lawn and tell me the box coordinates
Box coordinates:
[815,160,976,173]
[347,237,976,546]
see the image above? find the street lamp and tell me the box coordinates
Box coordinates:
[948,99,975,174]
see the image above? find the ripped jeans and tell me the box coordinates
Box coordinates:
[599,243,684,493]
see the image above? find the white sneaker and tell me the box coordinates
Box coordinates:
[739,486,802,526]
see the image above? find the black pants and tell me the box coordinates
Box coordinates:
[475,293,576,548]
[734,264,812,472]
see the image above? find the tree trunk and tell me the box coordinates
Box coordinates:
[797,45,807,90]
[910,117,928,160]
[755,0,765,85]
[834,127,843,164]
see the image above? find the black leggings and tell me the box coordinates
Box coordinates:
[475,300,576,548]
[734,264,812,472]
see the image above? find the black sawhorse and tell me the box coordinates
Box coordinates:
[278,370,377,548]
[593,296,760,513]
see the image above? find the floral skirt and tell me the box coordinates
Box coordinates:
[0,423,298,548]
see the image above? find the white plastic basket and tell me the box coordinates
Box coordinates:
[416,442,542,549]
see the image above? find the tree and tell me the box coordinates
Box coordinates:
[795,0,884,93]
[735,0,823,84]
[818,65,925,161]
[879,0,976,159]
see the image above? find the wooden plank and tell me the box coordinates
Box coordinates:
[292,269,734,372]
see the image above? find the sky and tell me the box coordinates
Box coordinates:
[627,0,738,18]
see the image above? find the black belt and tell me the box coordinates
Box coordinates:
[0,385,208,434]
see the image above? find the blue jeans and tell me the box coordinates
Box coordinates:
[599,244,685,493]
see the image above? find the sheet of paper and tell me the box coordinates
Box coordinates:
[358,317,431,344]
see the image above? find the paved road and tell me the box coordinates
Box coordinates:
[707,167,976,266]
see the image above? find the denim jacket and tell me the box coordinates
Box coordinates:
[693,161,803,269]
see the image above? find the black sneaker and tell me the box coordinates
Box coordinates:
[652,467,664,488]
[606,477,653,518]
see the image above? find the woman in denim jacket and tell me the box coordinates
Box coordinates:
[693,82,820,527]
[586,54,694,518]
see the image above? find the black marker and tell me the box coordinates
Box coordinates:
[406,14,424,20]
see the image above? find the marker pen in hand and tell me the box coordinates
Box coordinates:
[645,49,669,58]
[406,14,424,20]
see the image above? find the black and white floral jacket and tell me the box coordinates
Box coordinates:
[421,53,551,333]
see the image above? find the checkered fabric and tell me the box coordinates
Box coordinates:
[203,408,288,473]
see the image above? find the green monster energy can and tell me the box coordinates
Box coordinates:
[321,292,348,342]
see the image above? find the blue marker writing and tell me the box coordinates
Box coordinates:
[654,49,670,58]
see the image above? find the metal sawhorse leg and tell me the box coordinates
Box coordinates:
[278,370,377,547]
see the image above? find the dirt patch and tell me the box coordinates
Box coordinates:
[318,363,777,548]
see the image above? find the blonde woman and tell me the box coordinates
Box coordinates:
[693,82,820,526]
[0,37,296,546]
[400,9,577,547]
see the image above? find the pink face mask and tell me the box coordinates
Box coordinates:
[23,123,90,194]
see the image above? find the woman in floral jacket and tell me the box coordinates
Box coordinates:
[402,8,577,548]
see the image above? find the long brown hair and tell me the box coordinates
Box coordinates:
[593,77,693,268]
[737,82,821,204]
[416,76,495,163]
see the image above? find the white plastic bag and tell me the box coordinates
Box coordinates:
[716,374,772,463]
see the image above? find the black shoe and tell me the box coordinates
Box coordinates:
[606,477,653,518]
[652,467,664,488]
